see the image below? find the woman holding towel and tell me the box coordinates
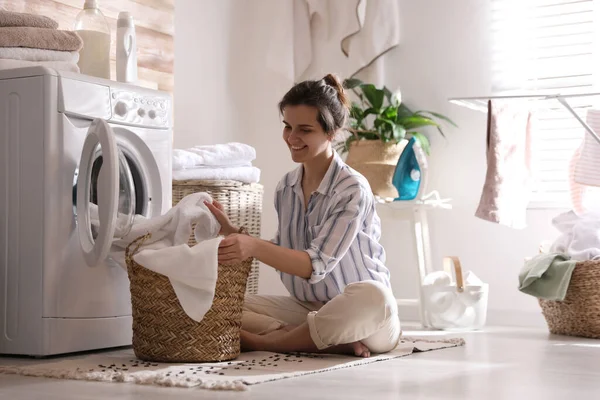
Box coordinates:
[205,74,401,358]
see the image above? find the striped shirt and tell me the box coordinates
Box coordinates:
[272,150,391,302]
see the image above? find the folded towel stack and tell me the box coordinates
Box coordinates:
[172,142,261,184]
[0,10,82,73]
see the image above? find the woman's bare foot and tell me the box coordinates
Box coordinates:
[239,327,370,357]
[240,329,262,352]
[327,341,370,358]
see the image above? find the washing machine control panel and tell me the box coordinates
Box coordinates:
[109,89,170,128]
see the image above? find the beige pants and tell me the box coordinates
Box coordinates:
[242,280,402,354]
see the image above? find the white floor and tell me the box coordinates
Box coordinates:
[1,325,599,399]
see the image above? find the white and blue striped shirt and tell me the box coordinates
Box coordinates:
[272,151,391,302]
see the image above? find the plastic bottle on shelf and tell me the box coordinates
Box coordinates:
[116,12,138,83]
[74,0,111,79]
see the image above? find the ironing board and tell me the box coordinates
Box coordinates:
[376,192,452,328]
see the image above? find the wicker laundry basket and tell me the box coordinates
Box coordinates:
[172,179,263,294]
[126,233,252,362]
[539,260,600,339]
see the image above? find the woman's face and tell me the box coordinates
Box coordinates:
[282,105,333,164]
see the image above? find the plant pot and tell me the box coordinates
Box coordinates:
[345,139,408,198]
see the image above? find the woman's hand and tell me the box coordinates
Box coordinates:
[218,234,255,265]
[204,200,237,236]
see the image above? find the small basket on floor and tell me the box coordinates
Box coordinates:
[125,233,252,363]
[539,260,600,339]
[172,179,263,295]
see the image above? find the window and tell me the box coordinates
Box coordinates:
[491,0,600,207]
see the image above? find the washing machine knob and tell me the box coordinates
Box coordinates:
[114,101,128,116]
[138,108,146,117]
[148,109,157,119]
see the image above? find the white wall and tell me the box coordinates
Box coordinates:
[174,0,562,326]
[175,0,297,295]
[383,0,561,327]
[174,0,237,147]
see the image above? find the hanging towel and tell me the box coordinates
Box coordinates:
[107,192,223,322]
[172,143,257,169]
[296,0,400,81]
[0,58,80,73]
[0,27,83,51]
[173,166,261,184]
[549,210,600,261]
[0,47,79,63]
[0,10,58,29]
[264,0,400,82]
[574,109,600,187]
[475,100,536,229]
[518,253,576,301]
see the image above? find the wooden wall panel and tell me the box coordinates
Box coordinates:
[0,0,174,93]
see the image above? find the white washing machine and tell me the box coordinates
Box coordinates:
[0,67,172,356]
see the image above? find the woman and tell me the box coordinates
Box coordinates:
[205,74,401,358]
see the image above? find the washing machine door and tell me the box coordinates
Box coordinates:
[76,118,136,267]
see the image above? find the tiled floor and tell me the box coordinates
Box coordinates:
[1,326,599,399]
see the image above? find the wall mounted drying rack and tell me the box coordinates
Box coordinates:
[448,93,600,146]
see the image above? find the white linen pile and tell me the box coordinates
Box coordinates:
[92,193,224,322]
[172,142,261,183]
[549,210,600,262]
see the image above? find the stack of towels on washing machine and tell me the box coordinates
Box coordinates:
[0,10,82,73]
[172,142,261,183]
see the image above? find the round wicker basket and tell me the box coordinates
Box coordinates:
[539,260,600,339]
[126,233,252,362]
[172,179,263,294]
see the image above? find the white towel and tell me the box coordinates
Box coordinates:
[173,143,256,170]
[475,100,537,229]
[297,0,400,81]
[172,166,261,184]
[107,192,223,322]
[0,47,79,62]
[0,58,80,73]
[550,210,600,261]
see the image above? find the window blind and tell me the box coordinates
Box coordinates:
[490,0,600,207]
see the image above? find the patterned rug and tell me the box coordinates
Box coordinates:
[0,336,464,391]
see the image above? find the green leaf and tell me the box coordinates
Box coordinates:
[352,130,379,140]
[344,78,364,89]
[361,84,385,110]
[435,126,447,139]
[374,117,397,142]
[382,106,397,121]
[364,132,380,140]
[350,101,363,114]
[350,103,364,120]
[363,107,380,117]
[399,116,440,130]
[374,117,395,129]
[409,132,431,155]
[416,110,458,128]
[396,103,414,120]
[350,120,366,130]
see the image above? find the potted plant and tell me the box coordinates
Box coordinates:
[337,78,456,198]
